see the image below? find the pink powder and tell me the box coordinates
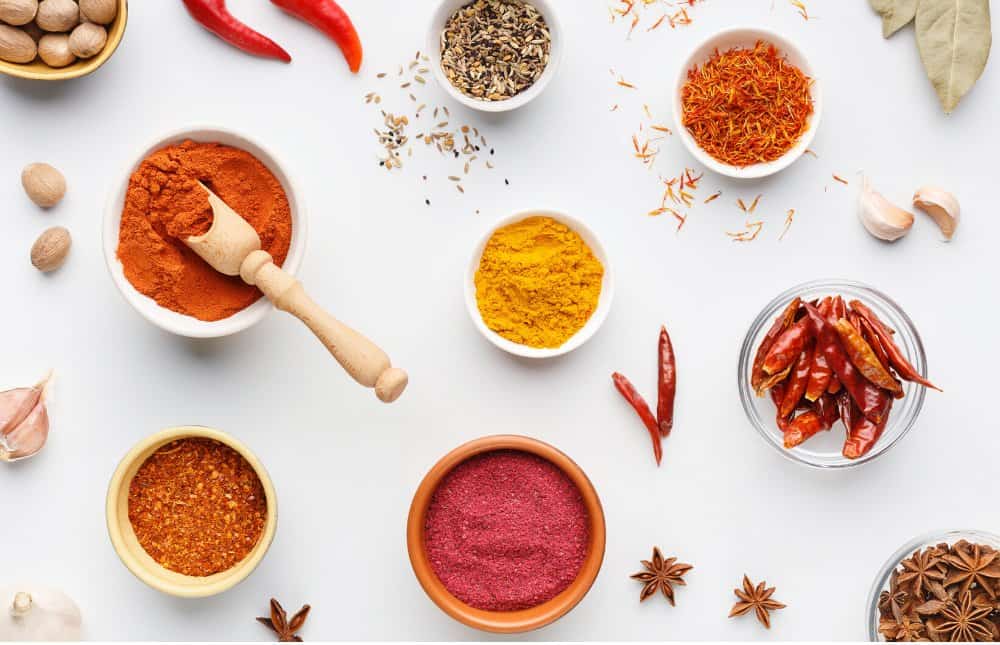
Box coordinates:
[423,449,590,612]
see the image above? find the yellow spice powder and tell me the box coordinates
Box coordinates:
[475,216,604,349]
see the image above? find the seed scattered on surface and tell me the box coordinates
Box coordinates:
[457,184,465,193]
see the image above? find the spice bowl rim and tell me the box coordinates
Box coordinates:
[101,124,308,339]
[865,529,1000,641]
[406,434,606,634]
[425,0,564,113]
[0,0,128,82]
[464,208,614,358]
[105,425,278,598]
[672,25,823,179]
[737,279,928,470]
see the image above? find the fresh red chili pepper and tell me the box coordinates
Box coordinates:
[779,343,814,419]
[762,318,812,376]
[833,318,903,395]
[271,0,363,72]
[656,326,676,437]
[612,373,662,466]
[803,303,891,424]
[783,410,830,448]
[752,297,801,394]
[843,397,893,459]
[849,300,942,391]
[182,0,291,62]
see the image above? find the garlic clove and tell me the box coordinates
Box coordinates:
[0,387,40,436]
[0,399,49,462]
[859,176,915,242]
[913,186,960,241]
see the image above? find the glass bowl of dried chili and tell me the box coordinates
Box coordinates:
[738,280,929,469]
[673,26,822,179]
[866,530,1000,641]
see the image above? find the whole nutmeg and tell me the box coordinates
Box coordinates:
[0,0,38,26]
[0,23,35,62]
[37,33,74,67]
[35,0,77,32]
[68,21,104,58]
[31,226,71,273]
[79,0,115,25]
[21,162,66,208]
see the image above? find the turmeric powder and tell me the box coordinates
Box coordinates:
[475,216,604,349]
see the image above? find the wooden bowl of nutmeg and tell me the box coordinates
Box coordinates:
[0,0,126,81]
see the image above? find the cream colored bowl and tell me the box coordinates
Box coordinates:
[106,426,277,598]
[0,0,128,81]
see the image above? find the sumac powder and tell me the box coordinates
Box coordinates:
[127,438,267,577]
[423,450,589,611]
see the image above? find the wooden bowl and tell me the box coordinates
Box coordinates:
[0,0,128,81]
[406,435,605,633]
[105,425,277,598]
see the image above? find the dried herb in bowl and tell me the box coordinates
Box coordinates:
[440,0,551,101]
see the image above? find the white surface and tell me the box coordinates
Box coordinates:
[0,0,995,640]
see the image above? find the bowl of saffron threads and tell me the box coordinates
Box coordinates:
[673,26,823,179]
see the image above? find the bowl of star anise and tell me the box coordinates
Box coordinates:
[868,530,1000,641]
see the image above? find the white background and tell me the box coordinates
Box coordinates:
[1,0,995,640]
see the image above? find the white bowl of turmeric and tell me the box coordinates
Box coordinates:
[465,210,614,358]
[103,126,306,339]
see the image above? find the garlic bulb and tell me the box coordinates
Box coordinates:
[0,371,52,462]
[913,186,960,240]
[0,587,81,641]
[859,176,914,242]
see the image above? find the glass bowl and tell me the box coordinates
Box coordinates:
[866,530,1000,641]
[737,279,928,469]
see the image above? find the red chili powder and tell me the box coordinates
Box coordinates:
[423,450,590,611]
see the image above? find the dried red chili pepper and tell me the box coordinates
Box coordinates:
[859,317,891,372]
[804,299,834,400]
[182,0,291,62]
[612,373,662,466]
[835,389,858,431]
[271,0,363,73]
[656,326,676,437]
[751,297,801,394]
[762,318,812,376]
[779,343,814,419]
[833,319,903,395]
[849,300,942,391]
[783,410,829,448]
[843,398,893,459]
[803,303,891,425]
[814,393,840,428]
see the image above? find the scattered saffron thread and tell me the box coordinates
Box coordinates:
[780,209,795,240]
[833,174,849,185]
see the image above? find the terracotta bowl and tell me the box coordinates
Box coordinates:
[0,0,128,81]
[105,426,277,598]
[406,435,605,633]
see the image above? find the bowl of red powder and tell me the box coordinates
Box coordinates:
[407,435,605,633]
[102,126,306,338]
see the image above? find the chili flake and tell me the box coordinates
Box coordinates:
[127,438,267,577]
[681,41,814,167]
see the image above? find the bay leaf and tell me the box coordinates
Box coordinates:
[916,0,992,113]
[870,0,918,37]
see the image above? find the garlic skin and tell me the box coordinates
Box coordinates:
[0,372,52,462]
[913,186,960,240]
[0,587,81,641]
[859,176,915,242]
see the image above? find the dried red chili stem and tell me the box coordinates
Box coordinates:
[612,372,662,466]
[656,326,676,437]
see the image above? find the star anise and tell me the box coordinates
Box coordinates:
[943,543,1000,598]
[257,598,311,642]
[629,546,693,605]
[928,592,994,642]
[882,572,912,619]
[728,574,786,629]
[899,548,947,598]
[879,613,929,642]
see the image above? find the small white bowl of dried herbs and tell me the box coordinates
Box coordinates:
[427,0,563,113]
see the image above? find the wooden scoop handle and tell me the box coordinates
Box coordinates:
[240,250,408,403]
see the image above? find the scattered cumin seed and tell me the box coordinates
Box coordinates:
[377,72,387,78]
[457,184,465,193]
[448,176,461,181]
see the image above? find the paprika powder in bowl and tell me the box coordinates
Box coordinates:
[105,426,277,598]
[407,435,605,633]
[738,280,929,469]
[102,126,307,339]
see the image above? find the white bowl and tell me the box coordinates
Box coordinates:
[673,26,823,179]
[102,126,307,339]
[464,209,614,358]
[427,0,564,113]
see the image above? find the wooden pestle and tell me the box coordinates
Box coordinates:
[184,183,408,403]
